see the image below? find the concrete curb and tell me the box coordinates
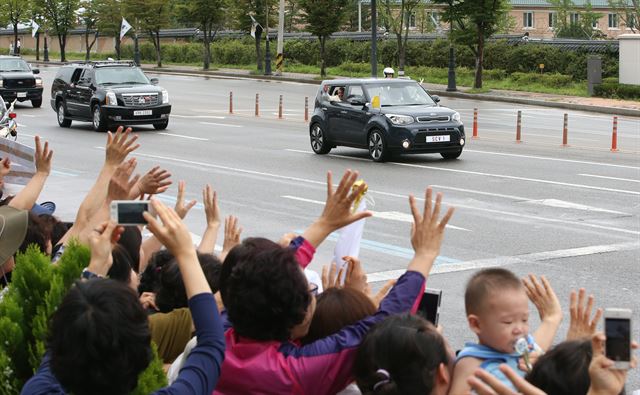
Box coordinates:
[29,60,640,118]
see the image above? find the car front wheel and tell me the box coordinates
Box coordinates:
[93,105,108,132]
[57,102,71,127]
[368,130,389,162]
[153,119,169,130]
[310,123,331,154]
[440,149,463,160]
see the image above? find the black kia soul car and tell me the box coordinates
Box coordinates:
[309,78,465,162]
[50,61,171,132]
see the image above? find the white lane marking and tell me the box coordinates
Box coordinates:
[171,114,226,119]
[525,199,626,214]
[431,185,530,201]
[18,132,34,137]
[20,114,36,118]
[199,122,243,128]
[282,195,471,231]
[464,149,640,170]
[17,123,27,127]
[156,132,209,141]
[99,148,639,236]
[579,174,640,183]
[286,148,640,195]
[367,241,640,281]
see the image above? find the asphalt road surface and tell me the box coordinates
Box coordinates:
[9,65,640,388]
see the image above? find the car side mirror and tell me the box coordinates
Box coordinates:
[32,68,40,74]
[431,95,441,103]
[150,78,159,85]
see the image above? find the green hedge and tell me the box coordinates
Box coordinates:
[113,38,617,82]
[594,81,640,100]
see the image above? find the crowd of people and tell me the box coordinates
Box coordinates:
[0,127,636,395]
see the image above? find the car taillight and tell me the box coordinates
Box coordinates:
[8,113,16,119]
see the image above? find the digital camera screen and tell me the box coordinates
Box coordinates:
[117,202,148,224]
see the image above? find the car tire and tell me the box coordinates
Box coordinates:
[31,98,42,108]
[153,119,169,130]
[368,130,389,162]
[440,149,463,160]
[92,104,108,132]
[310,123,331,154]
[57,101,71,128]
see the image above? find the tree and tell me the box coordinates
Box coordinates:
[1,0,33,54]
[175,0,227,70]
[549,0,574,34]
[609,0,639,33]
[381,0,422,75]
[299,0,350,77]
[93,0,123,58]
[230,0,275,71]
[37,0,80,62]
[124,0,171,67]
[78,0,100,60]
[434,0,510,89]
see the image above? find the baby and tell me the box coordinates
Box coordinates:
[449,268,562,394]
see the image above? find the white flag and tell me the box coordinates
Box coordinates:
[333,199,367,274]
[250,15,258,38]
[31,20,39,38]
[120,17,132,41]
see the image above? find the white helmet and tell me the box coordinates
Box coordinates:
[383,67,395,77]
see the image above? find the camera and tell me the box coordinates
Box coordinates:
[604,308,632,369]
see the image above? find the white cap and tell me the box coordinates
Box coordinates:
[383,67,395,75]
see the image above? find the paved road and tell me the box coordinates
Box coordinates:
[10,66,640,387]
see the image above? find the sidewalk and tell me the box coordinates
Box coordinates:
[26,56,640,117]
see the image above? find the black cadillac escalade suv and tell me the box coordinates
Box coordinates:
[50,61,171,132]
[0,55,44,107]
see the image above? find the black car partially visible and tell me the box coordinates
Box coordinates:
[0,56,43,108]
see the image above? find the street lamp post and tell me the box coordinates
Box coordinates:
[43,31,49,62]
[134,32,141,66]
[446,1,457,91]
[371,0,377,77]
[265,2,272,76]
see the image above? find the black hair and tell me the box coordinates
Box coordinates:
[138,249,174,294]
[220,237,311,341]
[37,214,71,247]
[354,314,449,395]
[18,212,50,255]
[117,226,142,273]
[526,340,593,395]
[108,244,135,284]
[48,279,151,395]
[154,252,222,313]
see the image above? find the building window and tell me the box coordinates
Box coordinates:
[628,15,636,29]
[570,13,580,24]
[523,12,534,28]
[548,12,557,28]
[408,11,416,28]
[609,13,619,28]
[592,19,598,28]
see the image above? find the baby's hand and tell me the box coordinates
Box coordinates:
[523,274,562,323]
[518,350,541,372]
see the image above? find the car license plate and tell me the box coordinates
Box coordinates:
[17,92,26,98]
[426,135,450,143]
[133,110,152,116]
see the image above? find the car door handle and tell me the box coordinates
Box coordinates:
[321,107,328,111]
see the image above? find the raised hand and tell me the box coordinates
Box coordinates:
[468,365,547,395]
[587,333,638,395]
[342,256,368,294]
[220,215,242,261]
[369,279,396,308]
[144,199,194,258]
[105,126,139,166]
[174,180,197,219]
[0,156,11,178]
[132,166,172,198]
[566,288,603,341]
[87,220,124,277]
[523,275,562,323]
[108,158,140,201]
[34,135,53,175]
[139,292,158,311]
[321,262,345,291]
[203,184,221,229]
[406,187,454,277]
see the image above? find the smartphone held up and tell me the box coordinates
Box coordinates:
[110,200,152,226]
[604,308,632,370]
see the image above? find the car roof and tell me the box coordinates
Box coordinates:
[0,55,25,60]
[64,61,137,68]
[320,77,416,85]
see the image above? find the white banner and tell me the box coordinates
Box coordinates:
[0,139,35,185]
[333,199,367,273]
[120,17,132,41]
[250,15,258,38]
[31,20,39,38]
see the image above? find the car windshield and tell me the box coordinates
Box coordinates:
[364,82,436,107]
[95,67,150,85]
[0,58,31,72]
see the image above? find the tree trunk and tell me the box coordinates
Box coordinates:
[396,33,403,72]
[319,36,326,77]
[35,32,40,60]
[203,24,211,70]
[255,27,263,71]
[152,31,162,67]
[59,34,67,62]
[84,30,91,60]
[115,36,121,60]
[474,26,484,89]
[13,23,18,54]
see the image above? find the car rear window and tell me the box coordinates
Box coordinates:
[56,67,75,83]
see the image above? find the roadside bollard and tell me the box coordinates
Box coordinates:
[304,96,309,122]
[472,108,478,139]
[562,113,568,147]
[278,95,283,119]
[516,110,522,143]
[255,93,259,117]
[229,91,233,114]
[611,116,619,152]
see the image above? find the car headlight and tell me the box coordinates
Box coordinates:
[162,89,169,104]
[0,80,3,88]
[385,114,414,125]
[105,91,117,105]
[35,78,43,87]
[451,112,461,122]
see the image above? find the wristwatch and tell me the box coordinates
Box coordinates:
[81,268,102,280]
